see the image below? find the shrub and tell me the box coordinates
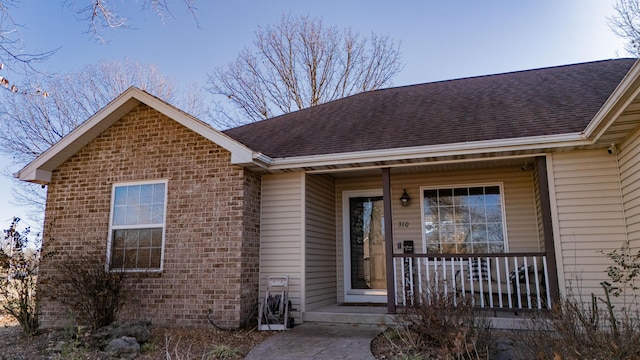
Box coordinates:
[518,241,640,359]
[392,281,494,359]
[48,250,137,331]
[0,217,45,335]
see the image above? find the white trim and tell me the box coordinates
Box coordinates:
[341,189,387,303]
[583,59,640,141]
[106,179,168,272]
[15,87,262,184]
[306,153,547,175]
[267,133,588,171]
[300,173,307,315]
[419,183,509,254]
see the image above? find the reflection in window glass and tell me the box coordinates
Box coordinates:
[423,185,505,254]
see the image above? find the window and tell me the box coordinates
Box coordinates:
[108,181,167,270]
[422,184,506,254]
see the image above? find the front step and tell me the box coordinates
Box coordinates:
[302,304,551,330]
[302,304,397,326]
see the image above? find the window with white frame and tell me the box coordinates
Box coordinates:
[108,181,167,270]
[422,184,506,254]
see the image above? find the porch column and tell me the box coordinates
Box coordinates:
[536,156,560,304]
[382,168,396,314]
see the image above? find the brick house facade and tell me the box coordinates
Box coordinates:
[38,103,261,327]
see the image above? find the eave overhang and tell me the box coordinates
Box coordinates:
[15,87,264,184]
[584,59,640,143]
[258,59,640,174]
[16,60,640,182]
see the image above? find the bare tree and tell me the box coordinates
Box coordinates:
[71,0,199,43]
[0,0,198,93]
[609,0,640,56]
[0,59,211,223]
[0,1,57,93]
[207,14,403,125]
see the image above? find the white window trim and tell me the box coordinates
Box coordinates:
[106,179,168,272]
[419,182,509,254]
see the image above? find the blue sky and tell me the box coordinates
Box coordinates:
[0,0,629,229]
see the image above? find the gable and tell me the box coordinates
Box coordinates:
[58,103,235,177]
[16,87,261,184]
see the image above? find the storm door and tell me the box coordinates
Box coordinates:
[343,190,387,303]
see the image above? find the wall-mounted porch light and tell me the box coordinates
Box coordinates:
[400,189,411,207]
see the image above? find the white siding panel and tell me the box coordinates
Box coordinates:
[305,174,337,311]
[260,172,304,321]
[550,150,627,299]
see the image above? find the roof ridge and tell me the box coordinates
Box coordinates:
[374,58,638,92]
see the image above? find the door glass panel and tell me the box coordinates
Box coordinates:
[349,196,385,290]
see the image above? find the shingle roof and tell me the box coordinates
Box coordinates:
[223,59,637,158]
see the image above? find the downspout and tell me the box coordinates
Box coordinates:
[382,168,396,314]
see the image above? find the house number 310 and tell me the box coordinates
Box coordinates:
[398,221,409,228]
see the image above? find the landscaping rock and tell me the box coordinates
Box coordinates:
[490,338,519,360]
[105,336,140,359]
[92,320,151,349]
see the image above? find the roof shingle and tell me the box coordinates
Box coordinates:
[223,59,637,158]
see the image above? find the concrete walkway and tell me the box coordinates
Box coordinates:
[244,323,385,360]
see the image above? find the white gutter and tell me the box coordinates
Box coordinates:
[265,132,590,171]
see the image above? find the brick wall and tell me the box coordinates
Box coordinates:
[39,104,261,328]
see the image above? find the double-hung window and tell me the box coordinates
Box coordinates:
[422,184,507,254]
[108,181,167,271]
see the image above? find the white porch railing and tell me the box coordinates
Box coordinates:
[393,253,552,310]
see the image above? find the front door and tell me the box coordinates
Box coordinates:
[343,190,387,303]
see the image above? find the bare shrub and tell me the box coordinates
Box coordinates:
[47,250,137,331]
[518,242,640,359]
[0,217,46,335]
[392,281,494,359]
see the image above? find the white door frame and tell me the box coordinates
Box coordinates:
[342,189,387,303]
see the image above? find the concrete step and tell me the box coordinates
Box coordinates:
[302,304,397,326]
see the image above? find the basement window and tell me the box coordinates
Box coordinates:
[107,181,167,271]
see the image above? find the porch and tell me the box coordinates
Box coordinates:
[301,252,554,327]
[302,301,545,330]
[261,156,560,324]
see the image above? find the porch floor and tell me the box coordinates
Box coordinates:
[303,303,550,330]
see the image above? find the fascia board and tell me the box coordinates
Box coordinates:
[145,95,256,164]
[583,59,640,141]
[266,132,589,170]
[15,89,142,182]
[16,87,262,183]
[15,168,52,185]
